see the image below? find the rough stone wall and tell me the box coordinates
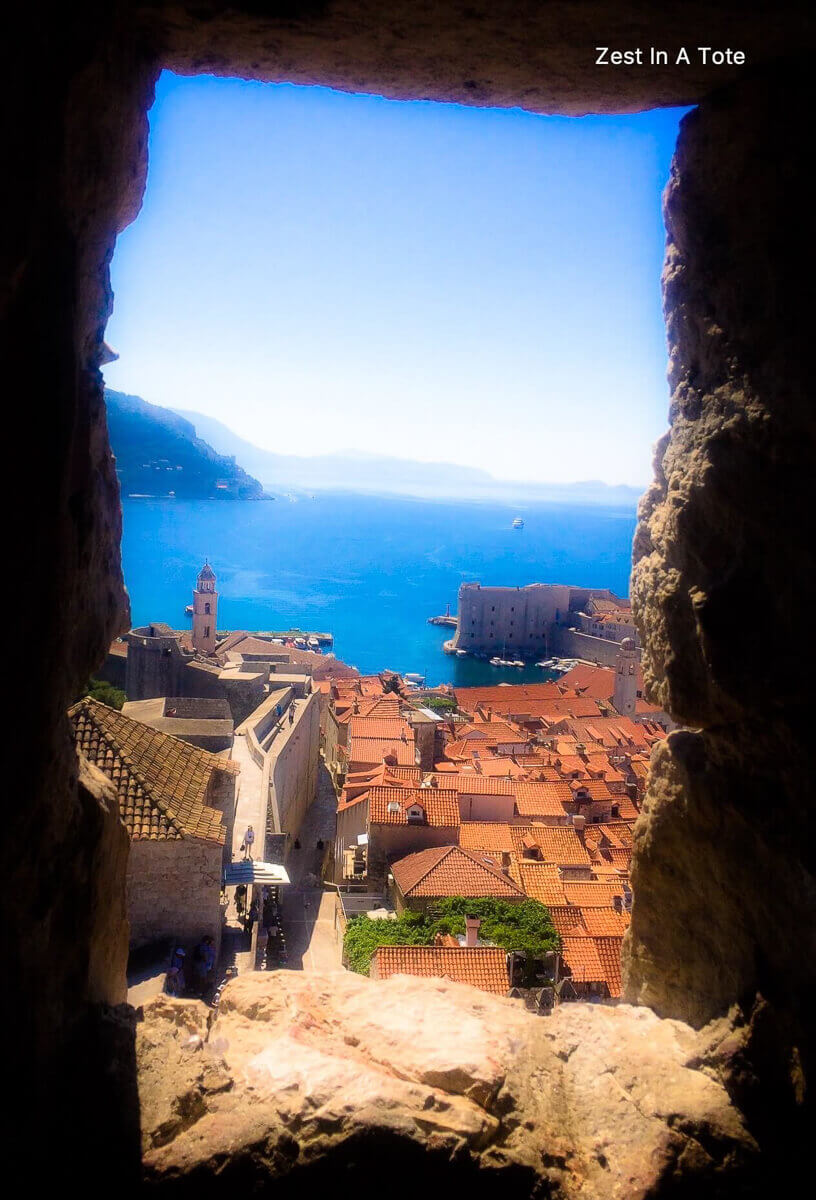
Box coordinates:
[271,691,321,839]
[5,8,156,1180]
[128,837,224,954]
[626,69,814,1155]
[6,0,814,1188]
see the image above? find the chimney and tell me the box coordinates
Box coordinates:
[572,814,586,832]
[464,916,481,948]
[500,851,512,874]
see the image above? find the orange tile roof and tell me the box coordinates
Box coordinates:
[454,684,565,709]
[373,945,509,995]
[348,736,417,767]
[510,824,592,866]
[595,822,635,848]
[458,823,517,853]
[70,697,232,843]
[391,844,524,899]
[560,936,604,983]
[513,862,566,905]
[593,936,624,997]
[561,879,625,907]
[514,781,574,818]
[432,774,516,795]
[581,909,630,937]
[349,716,413,740]
[368,786,461,827]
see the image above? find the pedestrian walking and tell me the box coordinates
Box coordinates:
[234,883,247,919]
[246,898,259,935]
[243,825,255,860]
[288,705,295,726]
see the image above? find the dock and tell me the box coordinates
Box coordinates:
[252,629,334,647]
[428,604,457,628]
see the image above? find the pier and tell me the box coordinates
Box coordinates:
[427,603,457,628]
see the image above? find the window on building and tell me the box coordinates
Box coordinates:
[204,625,210,637]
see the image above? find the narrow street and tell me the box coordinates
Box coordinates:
[279,762,344,972]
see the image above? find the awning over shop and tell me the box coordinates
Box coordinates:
[223,861,290,886]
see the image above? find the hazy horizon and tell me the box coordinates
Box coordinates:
[104,73,688,488]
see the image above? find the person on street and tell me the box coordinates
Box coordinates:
[243,825,255,860]
[234,883,247,919]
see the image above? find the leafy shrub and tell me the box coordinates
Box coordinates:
[343,896,559,978]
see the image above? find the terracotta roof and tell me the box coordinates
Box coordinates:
[391,844,524,899]
[595,822,635,848]
[514,781,573,818]
[593,936,624,997]
[581,909,630,937]
[510,825,591,866]
[454,684,566,709]
[561,879,625,907]
[433,774,516,795]
[70,697,233,843]
[368,786,460,827]
[349,716,413,740]
[348,736,417,767]
[458,823,517,853]
[513,862,566,905]
[560,936,605,983]
[373,945,509,995]
[561,934,623,997]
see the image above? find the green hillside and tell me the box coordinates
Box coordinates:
[104,389,265,500]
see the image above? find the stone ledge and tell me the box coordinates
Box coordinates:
[138,971,756,1196]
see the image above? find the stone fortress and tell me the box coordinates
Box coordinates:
[451,582,638,667]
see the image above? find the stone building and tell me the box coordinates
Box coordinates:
[453,582,625,658]
[121,696,234,752]
[70,697,239,954]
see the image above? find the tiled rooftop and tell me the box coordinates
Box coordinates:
[373,945,509,995]
[391,844,524,899]
[368,786,461,827]
[348,735,417,767]
[70,697,233,843]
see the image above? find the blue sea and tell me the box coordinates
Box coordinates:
[121,493,637,686]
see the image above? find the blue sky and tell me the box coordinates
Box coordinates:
[104,72,688,487]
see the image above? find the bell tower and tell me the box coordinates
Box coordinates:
[613,637,638,717]
[192,561,218,654]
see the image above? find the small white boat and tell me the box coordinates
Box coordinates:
[405,672,425,684]
[512,517,524,529]
[456,649,467,657]
[308,637,320,649]
[490,656,502,666]
[512,660,525,668]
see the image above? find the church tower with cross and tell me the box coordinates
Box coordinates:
[192,561,218,654]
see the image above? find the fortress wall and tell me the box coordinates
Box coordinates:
[551,628,624,668]
[455,583,571,655]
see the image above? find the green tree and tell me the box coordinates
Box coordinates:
[423,696,457,713]
[343,896,559,979]
[81,678,126,710]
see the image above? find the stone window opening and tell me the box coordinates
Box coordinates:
[8,8,810,1196]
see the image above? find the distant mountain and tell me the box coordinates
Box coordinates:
[105,390,265,500]
[176,408,645,506]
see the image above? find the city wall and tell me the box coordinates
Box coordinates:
[551,627,624,668]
